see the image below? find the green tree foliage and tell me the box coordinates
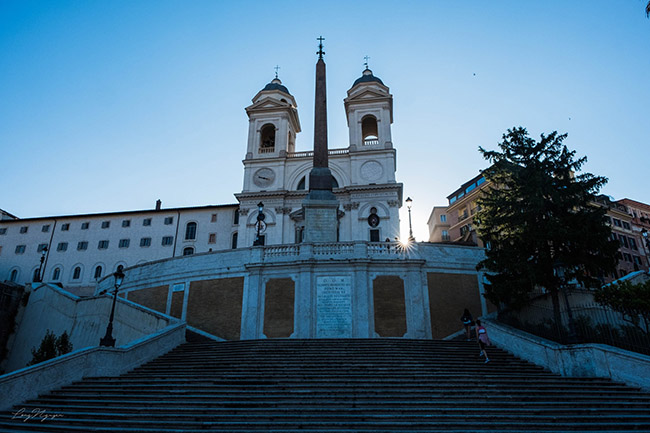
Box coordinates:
[475,127,619,317]
[594,279,650,333]
[29,330,73,366]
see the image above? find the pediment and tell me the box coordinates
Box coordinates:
[246,97,293,112]
[346,88,390,102]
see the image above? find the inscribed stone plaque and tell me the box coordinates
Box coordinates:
[316,276,352,337]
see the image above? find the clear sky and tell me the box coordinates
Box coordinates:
[1,1,649,241]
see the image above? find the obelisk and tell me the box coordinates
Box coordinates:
[302,36,339,242]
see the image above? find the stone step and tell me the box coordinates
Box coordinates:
[25,396,650,408]
[3,338,649,432]
[56,383,637,393]
[10,404,650,416]
[1,416,649,431]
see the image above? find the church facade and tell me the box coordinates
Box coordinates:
[1,48,490,342]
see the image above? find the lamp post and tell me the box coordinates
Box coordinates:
[554,261,579,344]
[99,269,125,347]
[405,197,414,242]
[36,246,47,282]
[253,202,266,246]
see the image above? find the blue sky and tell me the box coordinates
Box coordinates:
[1,1,649,241]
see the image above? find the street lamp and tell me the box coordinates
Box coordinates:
[554,261,578,344]
[36,246,47,282]
[253,202,266,246]
[99,269,125,347]
[405,197,414,242]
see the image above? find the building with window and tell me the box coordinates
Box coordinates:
[0,204,238,295]
[427,173,650,284]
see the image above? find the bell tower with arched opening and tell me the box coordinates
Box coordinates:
[344,68,393,150]
[244,77,301,160]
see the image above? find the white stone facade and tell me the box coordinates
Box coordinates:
[0,205,239,294]
[235,69,402,247]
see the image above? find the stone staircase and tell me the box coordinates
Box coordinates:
[2,339,650,432]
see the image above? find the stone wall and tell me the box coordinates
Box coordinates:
[99,242,487,341]
[427,272,481,339]
[263,278,295,338]
[187,278,244,340]
[4,284,175,373]
[372,276,406,337]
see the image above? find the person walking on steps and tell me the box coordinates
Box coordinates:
[460,309,474,340]
[475,319,491,363]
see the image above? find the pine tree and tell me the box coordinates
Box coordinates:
[475,127,619,325]
[28,329,74,366]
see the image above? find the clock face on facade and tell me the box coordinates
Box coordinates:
[253,168,275,188]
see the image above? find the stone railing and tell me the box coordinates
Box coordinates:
[286,148,349,158]
[313,242,355,256]
[258,147,275,154]
[263,245,300,258]
[363,139,379,146]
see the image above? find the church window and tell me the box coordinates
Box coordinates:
[0,228,6,235]
[164,217,174,225]
[10,269,18,282]
[52,267,61,281]
[57,242,68,252]
[42,224,50,232]
[98,240,109,249]
[162,236,174,246]
[297,176,306,190]
[231,232,238,249]
[295,226,304,244]
[119,239,130,248]
[183,247,194,256]
[33,269,39,282]
[260,124,276,151]
[361,115,379,145]
[20,226,28,234]
[15,245,26,254]
[94,266,102,279]
[211,213,217,223]
[140,237,151,247]
[369,229,380,242]
[143,218,152,226]
[72,266,81,280]
[185,222,197,240]
[61,223,70,231]
[122,219,131,227]
[331,176,339,188]
[77,241,88,251]
[101,221,110,229]
[233,210,239,225]
[37,243,48,253]
[208,233,216,244]
[81,222,89,230]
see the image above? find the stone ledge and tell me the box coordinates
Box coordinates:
[484,317,650,391]
[0,322,186,411]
